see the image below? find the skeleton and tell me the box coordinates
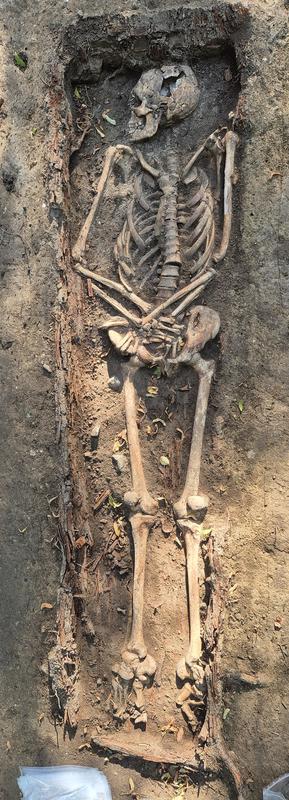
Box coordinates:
[72,65,238,730]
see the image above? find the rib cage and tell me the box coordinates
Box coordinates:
[114,155,215,302]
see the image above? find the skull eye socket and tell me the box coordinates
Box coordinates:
[160,71,186,97]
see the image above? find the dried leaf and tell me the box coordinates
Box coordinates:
[87,278,94,298]
[161,517,174,535]
[159,455,170,467]
[102,112,116,125]
[223,707,230,720]
[113,520,121,537]
[146,423,158,437]
[161,718,177,737]
[147,385,158,396]
[6,740,11,753]
[78,742,92,751]
[161,772,171,782]
[113,429,127,453]
[95,125,105,139]
[128,778,135,794]
[38,713,44,725]
[75,536,86,550]
[152,418,166,427]
[41,602,53,610]
[18,527,27,534]
[238,399,244,413]
[94,488,109,511]
[176,726,184,743]
[269,170,282,180]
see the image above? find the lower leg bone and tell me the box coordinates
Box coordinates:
[126,513,155,659]
[112,512,156,722]
[173,351,216,725]
[111,358,157,722]
[177,519,202,672]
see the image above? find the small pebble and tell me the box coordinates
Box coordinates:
[90,424,100,450]
[42,363,52,375]
[84,450,94,460]
[108,375,121,392]
[112,452,127,474]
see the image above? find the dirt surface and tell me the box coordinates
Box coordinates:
[1,1,289,799]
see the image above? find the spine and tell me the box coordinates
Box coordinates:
[157,153,181,300]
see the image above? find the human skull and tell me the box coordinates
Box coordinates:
[129,64,200,142]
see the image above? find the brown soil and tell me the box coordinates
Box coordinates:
[1,2,289,800]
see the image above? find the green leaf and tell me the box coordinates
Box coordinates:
[153,366,162,379]
[14,52,27,71]
[223,707,230,720]
[31,127,38,137]
[108,494,122,509]
[102,112,116,126]
[200,525,212,541]
[74,87,81,100]
[238,399,244,413]
[159,455,170,467]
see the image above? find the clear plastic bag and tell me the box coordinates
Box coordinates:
[18,766,112,800]
[263,774,289,800]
